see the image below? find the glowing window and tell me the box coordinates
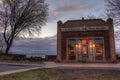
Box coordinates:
[82,39,88,45]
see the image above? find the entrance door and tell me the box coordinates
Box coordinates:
[82,45,88,62]
[81,39,89,62]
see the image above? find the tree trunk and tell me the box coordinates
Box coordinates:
[5,45,11,54]
[5,38,14,54]
[0,38,4,52]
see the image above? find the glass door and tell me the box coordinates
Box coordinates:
[82,45,88,54]
[81,39,89,62]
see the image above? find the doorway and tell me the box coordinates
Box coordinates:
[81,39,89,62]
[81,45,88,62]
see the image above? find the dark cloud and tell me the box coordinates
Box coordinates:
[47,0,99,13]
[55,1,94,12]
[47,0,95,22]
[10,35,57,55]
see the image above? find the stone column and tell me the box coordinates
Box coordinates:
[76,40,79,62]
[107,18,116,62]
[92,39,96,62]
[103,42,106,62]
[57,21,63,62]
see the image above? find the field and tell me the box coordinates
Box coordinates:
[0,68,120,80]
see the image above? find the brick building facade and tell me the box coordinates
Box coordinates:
[57,18,116,62]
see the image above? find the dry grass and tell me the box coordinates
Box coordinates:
[0,68,120,80]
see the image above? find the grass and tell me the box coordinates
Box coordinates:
[0,68,61,80]
[0,68,120,80]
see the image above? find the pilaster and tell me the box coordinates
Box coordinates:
[57,21,63,61]
[107,18,116,61]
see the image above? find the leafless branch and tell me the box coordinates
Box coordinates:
[0,0,48,54]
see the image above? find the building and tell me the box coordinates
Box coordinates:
[57,18,116,62]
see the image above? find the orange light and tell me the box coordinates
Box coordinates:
[82,40,88,44]
[76,44,79,48]
[92,44,95,48]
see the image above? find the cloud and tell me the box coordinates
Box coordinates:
[0,0,2,4]
[115,31,120,40]
[47,0,95,22]
[10,35,57,55]
[55,1,94,12]
[51,0,95,13]
[49,11,59,17]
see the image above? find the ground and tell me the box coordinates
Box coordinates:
[0,67,120,80]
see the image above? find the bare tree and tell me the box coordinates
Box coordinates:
[106,0,120,27]
[0,0,48,54]
[106,0,120,40]
[0,33,4,52]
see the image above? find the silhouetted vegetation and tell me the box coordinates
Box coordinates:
[0,0,48,54]
[106,0,120,26]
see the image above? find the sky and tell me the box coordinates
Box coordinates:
[11,36,57,55]
[1,0,120,55]
[41,0,106,37]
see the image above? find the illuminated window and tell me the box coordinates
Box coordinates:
[82,39,88,45]
[68,39,76,60]
[95,39,103,60]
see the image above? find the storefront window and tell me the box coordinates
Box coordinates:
[95,39,103,60]
[68,39,76,60]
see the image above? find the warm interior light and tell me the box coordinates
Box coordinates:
[76,44,79,48]
[82,39,88,44]
[92,44,95,48]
